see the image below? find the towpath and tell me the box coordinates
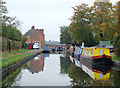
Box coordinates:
[0,50,40,59]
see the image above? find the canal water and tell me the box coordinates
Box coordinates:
[2,53,120,87]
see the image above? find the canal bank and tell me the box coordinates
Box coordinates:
[0,50,43,79]
[112,61,120,69]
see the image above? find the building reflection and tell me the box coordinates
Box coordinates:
[27,54,44,74]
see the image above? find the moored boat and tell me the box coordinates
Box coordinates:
[74,45,82,58]
[69,45,76,57]
[80,47,113,66]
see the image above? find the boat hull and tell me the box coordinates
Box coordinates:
[80,55,113,74]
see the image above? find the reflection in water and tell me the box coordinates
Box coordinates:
[27,54,44,74]
[2,64,27,87]
[68,55,112,80]
[2,53,120,87]
[27,54,50,74]
[51,50,66,54]
[60,54,120,86]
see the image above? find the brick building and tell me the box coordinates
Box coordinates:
[25,26,44,49]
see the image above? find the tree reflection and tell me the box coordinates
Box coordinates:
[60,54,120,87]
[60,55,92,86]
[2,64,27,87]
[110,68,120,86]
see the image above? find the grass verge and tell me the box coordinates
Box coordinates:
[112,55,120,62]
[0,51,40,68]
[2,49,31,58]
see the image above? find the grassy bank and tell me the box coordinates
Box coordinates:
[0,50,40,68]
[112,55,120,62]
[2,49,31,58]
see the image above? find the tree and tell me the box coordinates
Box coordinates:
[60,26,72,44]
[1,2,22,41]
[21,35,27,48]
[68,3,96,46]
[91,1,118,41]
[113,1,120,57]
[0,0,8,14]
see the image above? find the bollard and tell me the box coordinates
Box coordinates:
[17,47,18,52]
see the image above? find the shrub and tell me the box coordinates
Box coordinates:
[2,37,22,52]
[113,34,120,57]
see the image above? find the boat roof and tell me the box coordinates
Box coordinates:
[83,47,108,49]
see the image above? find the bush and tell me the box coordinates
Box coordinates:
[2,37,22,52]
[2,37,7,51]
[113,34,120,57]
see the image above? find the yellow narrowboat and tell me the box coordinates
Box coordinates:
[82,64,111,80]
[80,47,113,66]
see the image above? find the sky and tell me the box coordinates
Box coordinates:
[6,0,119,41]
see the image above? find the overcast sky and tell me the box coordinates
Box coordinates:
[6,0,119,41]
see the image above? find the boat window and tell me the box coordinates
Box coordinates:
[102,49,104,55]
[82,50,85,55]
[91,49,93,55]
[99,49,101,55]
[99,73,101,78]
[87,50,89,55]
[102,74,104,78]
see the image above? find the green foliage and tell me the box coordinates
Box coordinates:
[2,49,30,57]
[112,55,120,61]
[60,26,72,44]
[92,2,118,41]
[2,37,22,51]
[1,1,26,51]
[0,51,39,68]
[62,2,119,47]
[69,3,97,46]
[113,34,120,57]
[2,20,22,41]
[21,35,27,48]
[0,0,8,14]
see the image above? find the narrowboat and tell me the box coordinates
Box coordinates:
[69,54,112,75]
[74,45,82,58]
[69,45,75,57]
[82,64,111,80]
[69,55,82,68]
[80,47,113,66]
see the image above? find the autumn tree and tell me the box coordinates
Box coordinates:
[113,1,120,57]
[91,1,118,41]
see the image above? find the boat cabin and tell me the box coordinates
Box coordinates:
[82,48,110,57]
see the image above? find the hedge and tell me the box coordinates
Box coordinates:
[2,37,22,52]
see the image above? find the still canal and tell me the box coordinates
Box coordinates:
[2,52,120,87]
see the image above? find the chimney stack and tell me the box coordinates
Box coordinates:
[31,26,35,29]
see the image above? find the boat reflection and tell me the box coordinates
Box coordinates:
[27,54,50,74]
[68,55,112,81]
[51,50,66,54]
